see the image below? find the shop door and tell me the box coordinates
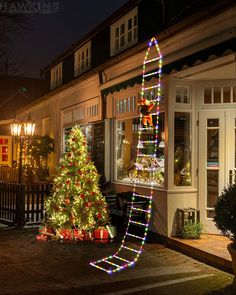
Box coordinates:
[199,109,236,234]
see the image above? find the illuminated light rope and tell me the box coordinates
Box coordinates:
[90,37,162,274]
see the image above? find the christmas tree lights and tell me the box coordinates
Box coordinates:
[40,126,109,240]
[90,37,162,273]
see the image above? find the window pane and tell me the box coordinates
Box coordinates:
[204,87,212,104]
[174,112,191,186]
[207,170,218,209]
[134,15,137,26]
[128,31,132,43]
[223,86,231,103]
[115,27,119,38]
[120,23,125,34]
[183,87,189,103]
[123,99,126,112]
[127,97,131,112]
[207,119,219,127]
[119,100,123,113]
[128,18,132,30]
[116,101,119,114]
[115,117,164,186]
[213,87,221,103]
[233,87,236,103]
[207,129,219,165]
[115,39,119,50]
[120,36,125,47]
[176,87,181,103]
[133,28,137,40]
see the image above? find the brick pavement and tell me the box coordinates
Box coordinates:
[0,227,235,295]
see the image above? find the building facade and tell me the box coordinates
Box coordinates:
[14,0,236,237]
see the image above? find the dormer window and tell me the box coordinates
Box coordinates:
[110,7,138,56]
[50,62,62,90]
[74,41,91,76]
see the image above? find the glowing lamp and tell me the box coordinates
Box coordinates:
[24,114,35,136]
[10,121,22,136]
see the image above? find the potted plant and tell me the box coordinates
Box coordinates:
[214,184,236,282]
[180,219,203,239]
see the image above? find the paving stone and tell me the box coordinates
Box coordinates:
[0,228,235,295]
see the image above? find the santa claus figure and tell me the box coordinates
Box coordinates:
[139,98,154,126]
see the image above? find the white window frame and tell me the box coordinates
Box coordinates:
[110,7,138,56]
[175,85,191,106]
[50,62,62,90]
[74,40,91,76]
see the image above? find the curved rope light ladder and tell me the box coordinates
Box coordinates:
[90,37,162,273]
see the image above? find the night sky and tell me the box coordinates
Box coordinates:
[12,0,127,78]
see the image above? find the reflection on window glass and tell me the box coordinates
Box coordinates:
[115,114,165,186]
[207,129,219,165]
[207,170,218,218]
[174,112,191,186]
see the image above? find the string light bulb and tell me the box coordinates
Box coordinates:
[90,37,162,273]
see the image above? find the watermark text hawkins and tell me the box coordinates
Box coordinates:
[0,1,60,14]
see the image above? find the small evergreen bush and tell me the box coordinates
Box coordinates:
[181,220,203,239]
[214,184,236,242]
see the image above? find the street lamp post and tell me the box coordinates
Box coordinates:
[10,114,35,227]
[10,114,36,184]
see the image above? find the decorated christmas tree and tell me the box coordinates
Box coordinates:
[41,125,109,240]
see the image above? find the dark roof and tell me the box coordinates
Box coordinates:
[101,38,236,96]
[41,0,235,73]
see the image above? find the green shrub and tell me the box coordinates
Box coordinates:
[214,184,236,241]
[181,220,203,239]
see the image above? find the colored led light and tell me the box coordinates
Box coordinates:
[90,37,162,274]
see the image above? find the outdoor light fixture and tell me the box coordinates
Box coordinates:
[10,113,36,184]
[10,120,22,137]
[24,113,35,136]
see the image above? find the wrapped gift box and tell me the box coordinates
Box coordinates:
[83,231,94,241]
[106,225,116,239]
[94,228,108,239]
[57,228,73,240]
[36,234,48,241]
[73,229,84,241]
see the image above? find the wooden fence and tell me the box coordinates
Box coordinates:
[0,167,18,182]
[0,181,52,227]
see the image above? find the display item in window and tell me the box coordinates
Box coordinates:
[139,98,154,126]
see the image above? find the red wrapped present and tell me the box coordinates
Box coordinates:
[39,226,54,237]
[57,228,73,240]
[94,228,108,240]
[36,234,48,241]
[73,229,84,241]
[83,231,94,241]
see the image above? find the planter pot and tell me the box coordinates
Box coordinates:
[227,242,236,285]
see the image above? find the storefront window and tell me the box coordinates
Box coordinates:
[174,112,192,186]
[115,114,165,186]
